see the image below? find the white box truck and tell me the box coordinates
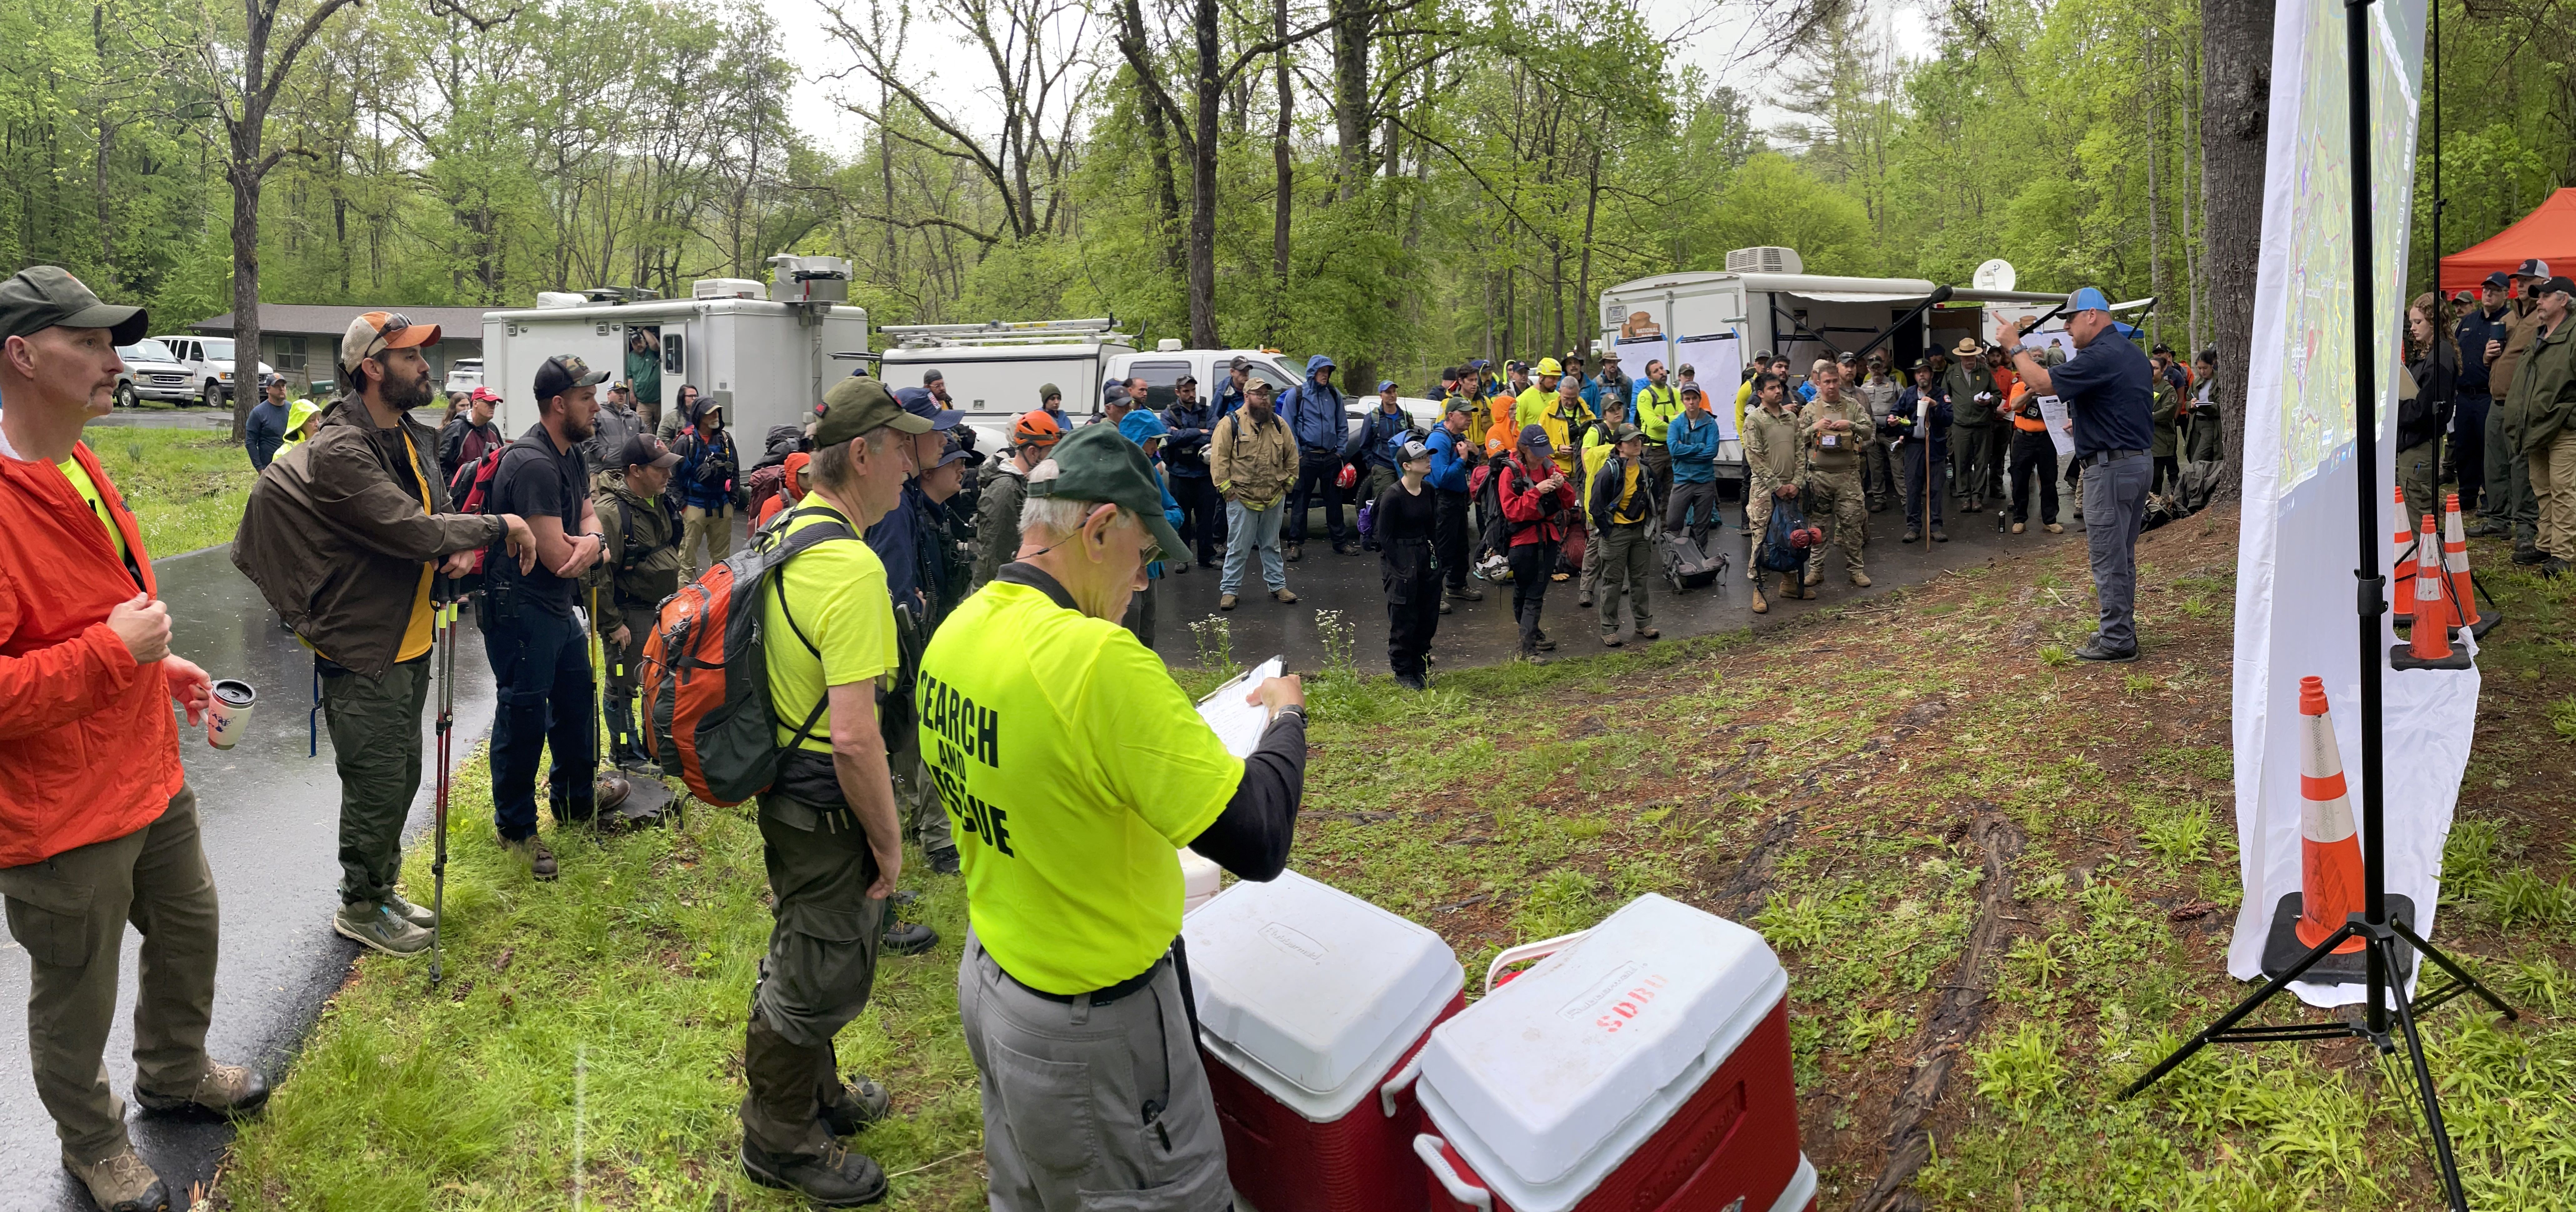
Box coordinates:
[480,256,868,441]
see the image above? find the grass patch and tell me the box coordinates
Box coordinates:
[89,428,257,557]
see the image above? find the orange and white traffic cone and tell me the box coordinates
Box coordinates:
[2442,492,2498,638]
[2293,675,2365,955]
[2391,485,2416,628]
[2391,515,2472,671]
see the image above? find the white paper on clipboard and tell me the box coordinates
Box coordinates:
[1196,656,1285,758]
[2036,396,2075,458]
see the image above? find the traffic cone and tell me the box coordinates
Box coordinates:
[2390,485,2416,627]
[2293,676,2365,955]
[2391,516,2472,671]
[2442,492,2499,638]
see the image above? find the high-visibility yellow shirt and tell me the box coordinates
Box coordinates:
[54,456,126,562]
[396,430,437,661]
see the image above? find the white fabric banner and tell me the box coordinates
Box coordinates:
[1672,334,1743,441]
[2230,0,2471,1007]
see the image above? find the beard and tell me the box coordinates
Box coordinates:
[565,408,597,443]
[381,363,435,411]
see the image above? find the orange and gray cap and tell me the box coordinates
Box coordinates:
[340,310,440,372]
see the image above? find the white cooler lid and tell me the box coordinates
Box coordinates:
[1182,870,1464,1120]
[1417,894,1787,1210]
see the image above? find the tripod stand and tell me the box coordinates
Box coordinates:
[2119,3,2514,1209]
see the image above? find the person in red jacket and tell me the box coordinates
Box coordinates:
[1498,423,1579,662]
[0,266,267,1212]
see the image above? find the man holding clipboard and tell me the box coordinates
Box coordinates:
[1993,287,2155,661]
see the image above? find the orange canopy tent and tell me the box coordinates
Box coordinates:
[2442,188,2576,294]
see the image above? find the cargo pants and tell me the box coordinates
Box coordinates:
[0,788,219,1163]
[602,605,655,768]
[1597,519,1655,636]
[959,930,1231,1211]
[1807,469,1867,578]
[2398,440,2442,536]
[2485,405,2537,545]
[321,655,431,907]
[743,791,889,1159]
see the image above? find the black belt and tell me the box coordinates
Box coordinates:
[997,947,1168,1007]
[2079,447,2146,467]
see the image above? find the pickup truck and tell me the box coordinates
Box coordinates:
[115,339,200,407]
[148,334,275,407]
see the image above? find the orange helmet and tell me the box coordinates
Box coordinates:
[1014,410,1064,448]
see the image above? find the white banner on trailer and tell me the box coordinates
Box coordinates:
[1671,334,1743,441]
[2229,0,2472,1007]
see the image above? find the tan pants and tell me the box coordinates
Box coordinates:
[681,505,734,581]
[2532,427,2576,560]
[0,787,219,1162]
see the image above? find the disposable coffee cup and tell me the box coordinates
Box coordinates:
[206,679,255,750]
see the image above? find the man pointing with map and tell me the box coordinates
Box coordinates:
[1993,287,2154,662]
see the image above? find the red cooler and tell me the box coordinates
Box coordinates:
[1182,870,1467,1212]
[1401,894,1816,1212]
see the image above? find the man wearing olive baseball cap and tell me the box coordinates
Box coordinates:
[919,419,1309,1209]
[2,266,274,1210]
[732,370,931,1206]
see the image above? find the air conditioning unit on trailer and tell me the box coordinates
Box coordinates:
[1725,246,1803,275]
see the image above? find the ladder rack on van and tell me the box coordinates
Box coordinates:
[879,318,1133,349]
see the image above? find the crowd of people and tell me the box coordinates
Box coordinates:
[2432,259,2576,577]
[0,262,2171,1210]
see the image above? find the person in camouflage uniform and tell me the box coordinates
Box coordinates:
[1799,364,1871,591]
[1740,372,1804,612]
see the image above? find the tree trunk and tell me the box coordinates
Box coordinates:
[227,102,265,441]
[1267,0,1292,344]
[2145,34,2165,348]
[90,4,115,287]
[1187,0,1221,348]
[1137,68,1185,273]
[1330,0,1370,202]
[2202,0,2272,500]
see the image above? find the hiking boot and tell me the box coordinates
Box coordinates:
[1902,528,1921,543]
[333,902,432,957]
[1751,585,1769,614]
[820,1076,894,1137]
[1394,673,1428,691]
[2010,522,2025,534]
[1168,562,1189,575]
[2045,523,2064,534]
[1272,588,1299,604]
[1601,632,1623,647]
[62,1147,169,1212]
[1334,542,1358,556]
[881,921,939,956]
[383,889,437,929]
[137,1060,270,1120]
[2544,557,2572,579]
[1285,543,1303,562]
[1448,584,1484,601]
[1850,571,1872,588]
[2512,544,2546,565]
[1930,529,1949,542]
[2074,638,2139,663]
[1518,649,1549,665]
[1577,594,1593,608]
[504,836,558,881]
[927,845,960,876]
[1438,598,1454,614]
[1803,564,1822,587]
[741,1142,889,1207]
[1535,631,1556,651]
[2465,519,2506,538]
[1219,593,1239,610]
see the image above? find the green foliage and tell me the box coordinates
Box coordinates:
[89,430,259,558]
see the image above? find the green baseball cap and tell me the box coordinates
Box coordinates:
[1024,424,1189,564]
[0,266,146,345]
[814,374,934,447]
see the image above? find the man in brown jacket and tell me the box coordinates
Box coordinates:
[2485,259,2552,561]
[1741,372,1804,610]
[233,311,536,955]
[1210,378,1298,609]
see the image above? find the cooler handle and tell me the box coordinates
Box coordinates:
[1379,1052,1424,1119]
[1484,930,1590,994]
[1412,1133,1493,1212]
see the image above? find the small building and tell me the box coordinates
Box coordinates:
[190,304,488,389]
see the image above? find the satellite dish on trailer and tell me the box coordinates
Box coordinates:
[1972,258,2017,291]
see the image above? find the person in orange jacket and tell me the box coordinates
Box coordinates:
[0,266,269,1212]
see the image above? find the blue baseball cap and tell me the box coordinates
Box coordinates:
[1117,408,1169,445]
[2066,287,2112,314]
[894,383,961,430]
[1378,379,1399,392]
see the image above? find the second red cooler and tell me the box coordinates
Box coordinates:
[1182,869,1467,1212]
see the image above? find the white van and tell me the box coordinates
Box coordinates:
[147,334,275,408]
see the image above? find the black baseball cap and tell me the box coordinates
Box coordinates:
[615,434,681,471]
[1024,424,1190,563]
[923,368,945,385]
[0,266,146,345]
[1175,373,1197,387]
[533,354,609,401]
[2483,271,2511,290]
[1228,355,1250,371]
[2540,276,2576,298]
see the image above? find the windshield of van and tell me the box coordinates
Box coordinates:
[120,340,177,363]
[200,339,236,360]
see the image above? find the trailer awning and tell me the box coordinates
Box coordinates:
[1782,289,1928,304]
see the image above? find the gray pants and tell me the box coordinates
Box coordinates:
[959,930,1231,1211]
[887,730,955,855]
[1578,516,1603,600]
[0,788,219,1162]
[2081,450,2152,651]
[1665,477,1720,538]
[743,792,888,1157]
[322,656,431,907]
[2485,405,2537,543]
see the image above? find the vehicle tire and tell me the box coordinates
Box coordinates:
[202,381,223,409]
[116,383,137,409]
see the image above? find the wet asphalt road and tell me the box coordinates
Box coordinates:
[0,549,498,1211]
[1,470,2074,1209]
[1144,485,2083,673]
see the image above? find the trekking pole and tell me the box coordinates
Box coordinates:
[429,578,456,986]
